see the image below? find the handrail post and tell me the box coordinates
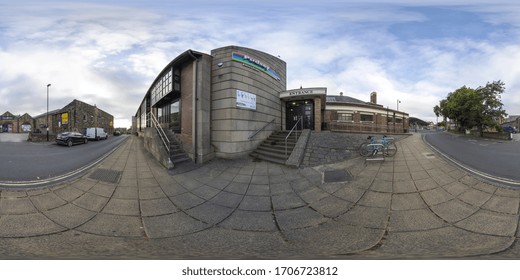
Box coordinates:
[285,117,302,157]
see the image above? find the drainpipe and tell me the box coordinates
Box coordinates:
[188,50,199,163]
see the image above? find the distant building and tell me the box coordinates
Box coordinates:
[33,99,114,135]
[2,99,113,136]
[324,92,409,133]
[0,112,34,133]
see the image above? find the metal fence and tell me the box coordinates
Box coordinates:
[328,121,405,134]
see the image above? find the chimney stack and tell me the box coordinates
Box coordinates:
[370,92,377,104]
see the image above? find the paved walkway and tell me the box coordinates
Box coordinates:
[1,134,520,259]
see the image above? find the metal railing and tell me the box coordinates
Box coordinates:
[248,118,275,140]
[149,112,170,155]
[285,117,303,157]
[329,121,405,133]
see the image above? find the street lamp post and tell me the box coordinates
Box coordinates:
[46,83,51,141]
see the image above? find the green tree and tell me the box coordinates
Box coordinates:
[433,105,441,125]
[433,99,450,127]
[434,81,507,135]
[474,81,507,135]
[446,86,480,131]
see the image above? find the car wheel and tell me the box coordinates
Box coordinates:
[67,140,73,147]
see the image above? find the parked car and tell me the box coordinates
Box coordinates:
[84,127,108,140]
[502,125,518,134]
[56,132,88,147]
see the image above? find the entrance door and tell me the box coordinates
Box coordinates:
[286,100,314,130]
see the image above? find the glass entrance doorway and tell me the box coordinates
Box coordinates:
[286,100,314,130]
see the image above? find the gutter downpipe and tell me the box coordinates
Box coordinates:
[188,50,199,164]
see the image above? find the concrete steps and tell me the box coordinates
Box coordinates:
[164,130,191,166]
[170,142,191,164]
[250,131,300,164]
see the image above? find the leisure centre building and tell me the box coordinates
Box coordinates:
[135,46,408,166]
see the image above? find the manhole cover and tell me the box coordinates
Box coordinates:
[89,168,122,184]
[324,169,352,183]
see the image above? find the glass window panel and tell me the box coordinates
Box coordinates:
[338,113,353,121]
[170,100,181,132]
[360,114,374,122]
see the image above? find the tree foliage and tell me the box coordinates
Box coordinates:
[433,81,507,135]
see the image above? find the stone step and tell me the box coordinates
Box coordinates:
[250,152,288,165]
[249,130,302,165]
[257,144,294,154]
[171,155,191,164]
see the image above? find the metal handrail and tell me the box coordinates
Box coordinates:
[148,112,170,154]
[285,117,302,157]
[248,118,275,140]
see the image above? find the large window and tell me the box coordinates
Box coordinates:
[151,69,172,105]
[158,99,181,132]
[360,113,374,122]
[170,100,180,132]
[151,68,181,106]
[337,112,353,122]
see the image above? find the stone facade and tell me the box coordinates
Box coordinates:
[0,112,34,133]
[211,46,286,159]
[2,100,113,140]
[176,52,213,163]
[32,99,113,136]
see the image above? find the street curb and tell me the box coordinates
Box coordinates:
[422,133,520,188]
[0,136,130,190]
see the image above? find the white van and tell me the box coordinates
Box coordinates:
[84,127,108,140]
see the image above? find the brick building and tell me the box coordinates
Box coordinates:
[324,92,409,133]
[32,99,114,135]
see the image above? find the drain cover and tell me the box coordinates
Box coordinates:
[324,169,352,183]
[89,168,122,184]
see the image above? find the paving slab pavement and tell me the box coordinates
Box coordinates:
[0,133,519,259]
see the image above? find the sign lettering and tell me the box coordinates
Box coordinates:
[232,52,281,81]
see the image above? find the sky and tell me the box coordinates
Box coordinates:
[1,0,520,128]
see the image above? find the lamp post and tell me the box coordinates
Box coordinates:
[397,99,401,111]
[46,83,51,141]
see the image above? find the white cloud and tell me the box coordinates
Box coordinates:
[1,0,520,127]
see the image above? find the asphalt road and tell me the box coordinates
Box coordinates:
[423,130,520,185]
[0,135,129,185]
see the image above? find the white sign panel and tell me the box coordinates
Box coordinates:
[236,90,257,110]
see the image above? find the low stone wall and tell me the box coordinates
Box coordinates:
[28,132,56,142]
[470,131,511,140]
[139,128,173,169]
[286,129,311,168]
[302,131,409,167]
